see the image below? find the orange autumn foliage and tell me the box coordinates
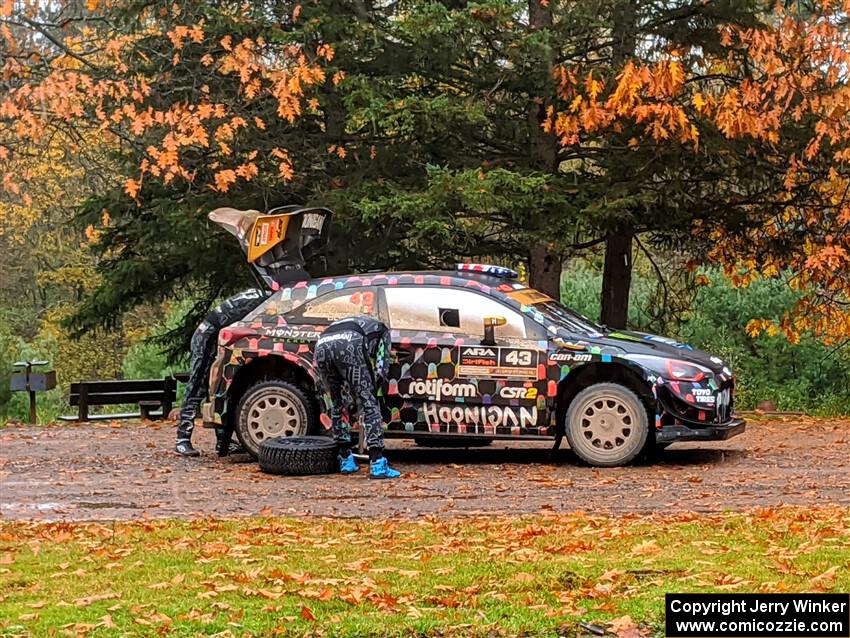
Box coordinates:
[0,1,326,199]
[548,1,850,344]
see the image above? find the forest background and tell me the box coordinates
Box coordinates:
[1,0,849,422]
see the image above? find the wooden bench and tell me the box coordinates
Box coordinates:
[61,377,177,422]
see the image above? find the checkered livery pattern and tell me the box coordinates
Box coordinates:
[205,271,737,441]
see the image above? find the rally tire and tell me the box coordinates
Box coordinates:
[565,382,649,467]
[234,379,316,459]
[259,436,338,475]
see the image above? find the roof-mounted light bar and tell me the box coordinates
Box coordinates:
[456,263,519,279]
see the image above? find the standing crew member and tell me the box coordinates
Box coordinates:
[175,289,269,457]
[314,315,400,479]
[174,205,333,457]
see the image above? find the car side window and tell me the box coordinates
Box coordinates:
[297,288,378,323]
[384,286,526,338]
[242,291,300,322]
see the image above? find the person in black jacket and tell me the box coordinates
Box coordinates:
[314,315,400,479]
[175,289,269,457]
[175,205,333,457]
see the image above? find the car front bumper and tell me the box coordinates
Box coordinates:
[655,418,746,443]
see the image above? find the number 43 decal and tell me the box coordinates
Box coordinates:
[501,349,536,368]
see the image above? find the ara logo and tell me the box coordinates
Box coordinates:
[407,379,477,401]
[461,347,497,357]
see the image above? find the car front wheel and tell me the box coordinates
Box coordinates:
[234,379,316,459]
[565,382,649,467]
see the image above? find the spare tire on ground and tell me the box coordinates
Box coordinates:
[259,435,338,475]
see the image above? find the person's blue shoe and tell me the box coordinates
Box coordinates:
[369,457,401,479]
[339,454,359,474]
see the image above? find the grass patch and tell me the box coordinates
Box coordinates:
[1,508,848,636]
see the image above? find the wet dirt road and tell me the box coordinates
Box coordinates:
[1,419,848,521]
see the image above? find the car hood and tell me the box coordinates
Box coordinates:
[589,329,728,373]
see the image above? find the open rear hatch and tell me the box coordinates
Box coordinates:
[209,205,332,288]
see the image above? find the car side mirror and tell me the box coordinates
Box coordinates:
[482,316,506,345]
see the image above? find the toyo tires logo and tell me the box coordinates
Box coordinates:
[407,379,477,401]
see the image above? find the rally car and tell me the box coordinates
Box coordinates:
[200,262,744,467]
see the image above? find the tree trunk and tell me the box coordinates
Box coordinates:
[600,231,632,328]
[526,0,562,298]
[599,0,637,328]
[529,243,562,299]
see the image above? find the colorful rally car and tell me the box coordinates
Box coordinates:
[201,263,744,467]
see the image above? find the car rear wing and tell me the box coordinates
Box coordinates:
[209,205,332,287]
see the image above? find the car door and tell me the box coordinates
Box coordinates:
[280,285,385,429]
[379,285,549,437]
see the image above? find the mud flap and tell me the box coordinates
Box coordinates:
[548,433,564,462]
[201,401,221,428]
[216,426,236,457]
[549,396,567,461]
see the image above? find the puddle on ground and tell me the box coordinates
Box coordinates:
[0,500,143,514]
[0,502,63,511]
[75,501,142,510]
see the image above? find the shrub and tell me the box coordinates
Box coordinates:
[560,265,850,414]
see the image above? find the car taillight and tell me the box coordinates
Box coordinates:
[218,327,255,346]
[666,359,706,382]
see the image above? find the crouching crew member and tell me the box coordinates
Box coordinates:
[175,289,269,457]
[314,315,400,479]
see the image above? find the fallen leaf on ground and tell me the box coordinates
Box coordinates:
[74,592,120,607]
[100,614,117,628]
[810,565,838,587]
[609,615,642,638]
[631,540,660,555]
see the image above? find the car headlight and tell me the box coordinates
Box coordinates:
[624,354,712,382]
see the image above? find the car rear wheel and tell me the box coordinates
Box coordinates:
[235,379,316,459]
[565,382,649,467]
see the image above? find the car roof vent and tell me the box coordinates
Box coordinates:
[456,263,519,278]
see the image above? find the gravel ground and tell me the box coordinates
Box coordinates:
[1,418,847,520]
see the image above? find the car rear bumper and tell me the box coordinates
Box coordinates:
[655,418,746,443]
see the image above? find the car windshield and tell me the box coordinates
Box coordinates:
[506,288,603,335]
[532,300,604,335]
